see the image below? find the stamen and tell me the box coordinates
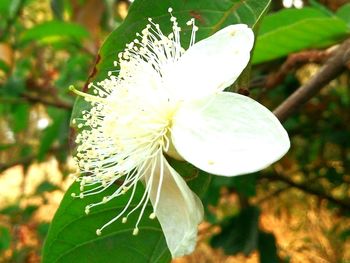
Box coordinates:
[149,212,156,219]
[132,228,139,236]
[71,7,199,236]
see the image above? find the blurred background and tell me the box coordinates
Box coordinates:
[0,0,349,262]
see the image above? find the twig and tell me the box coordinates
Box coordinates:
[261,174,350,211]
[265,49,330,89]
[273,39,350,122]
[0,147,63,174]
[256,185,290,204]
[21,93,73,110]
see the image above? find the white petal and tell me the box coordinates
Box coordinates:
[146,156,203,258]
[164,24,254,100]
[171,92,290,176]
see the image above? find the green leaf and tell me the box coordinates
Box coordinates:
[0,0,11,16]
[258,231,279,263]
[309,0,334,16]
[50,0,64,20]
[35,181,59,195]
[0,226,11,252]
[336,3,350,26]
[211,206,260,255]
[37,223,51,240]
[0,59,10,73]
[11,103,29,132]
[19,21,90,45]
[22,205,38,221]
[38,109,70,161]
[42,182,171,263]
[253,7,349,64]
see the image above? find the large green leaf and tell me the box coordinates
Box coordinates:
[336,3,350,26]
[253,7,349,64]
[55,1,272,263]
[19,21,90,45]
[0,226,11,252]
[42,182,171,263]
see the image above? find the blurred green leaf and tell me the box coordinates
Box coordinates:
[22,205,38,221]
[309,0,334,16]
[51,0,64,20]
[0,205,21,216]
[20,21,90,45]
[336,3,350,26]
[0,59,10,72]
[8,0,22,18]
[340,228,350,241]
[35,181,59,195]
[42,182,171,263]
[11,103,29,132]
[38,109,70,161]
[253,8,349,64]
[0,226,11,252]
[211,206,260,255]
[258,231,279,263]
[0,0,11,16]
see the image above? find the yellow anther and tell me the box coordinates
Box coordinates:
[149,212,156,219]
[132,228,139,236]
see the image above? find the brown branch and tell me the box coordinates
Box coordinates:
[261,173,350,211]
[0,147,63,174]
[273,39,350,122]
[21,93,73,110]
[266,49,330,89]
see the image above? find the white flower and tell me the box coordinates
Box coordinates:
[70,8,290,258]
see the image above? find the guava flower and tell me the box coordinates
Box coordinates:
[70,8,290,258]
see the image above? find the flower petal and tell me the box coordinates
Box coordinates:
[146,155,203,258]
[164,24,254,100]
[171,92,290,176]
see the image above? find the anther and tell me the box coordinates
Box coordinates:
[132,228,139,236]
[122,217,127,223]
[149,212,156,219]
[96,229,102,236]
[79,193,84,199]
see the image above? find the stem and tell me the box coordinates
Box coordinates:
[273,38,350,122]
[261,173,350,211]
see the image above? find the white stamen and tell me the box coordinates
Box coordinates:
[72,8,199,236]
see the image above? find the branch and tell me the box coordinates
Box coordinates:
[261,173,350,211]
[21,93,73,110]
[273,39,350,122]
[0,147,64,174]
[265,49,330,89]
